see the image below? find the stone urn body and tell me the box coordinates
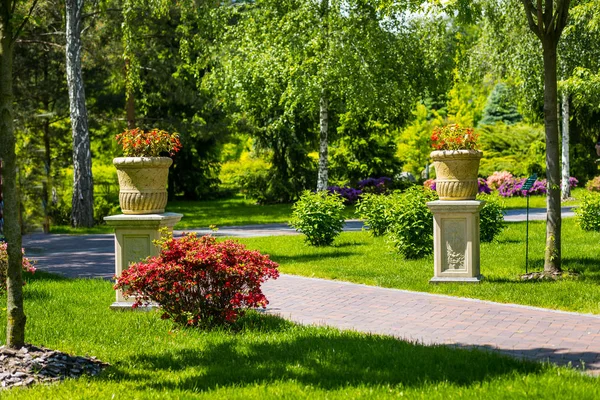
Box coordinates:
[113,157,172,214]
[431,150,483,201]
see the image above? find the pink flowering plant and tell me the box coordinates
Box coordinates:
[114,232,279,327]
[0,242,36,292]
[431,124,479,150]
[486,171,514,190]
[115,128,182,157]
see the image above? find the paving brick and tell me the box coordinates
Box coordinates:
[263,274,600,375]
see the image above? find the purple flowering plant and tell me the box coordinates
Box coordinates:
[497,176,577,198]
[358,177,393,194]
[327,186,362,204]
[478,178,492,195]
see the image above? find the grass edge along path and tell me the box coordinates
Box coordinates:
[0,275,598,398]
[238,217,600,315]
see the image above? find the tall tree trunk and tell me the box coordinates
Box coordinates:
[542,40,561,273]
[521,0,570,274]
[42,59,51,234]
[42,117,51,234]
[316,0,329,191]
[317,90,328,191]
[66,0,94,227]
[0,2,26,348]
[561,89,570,200]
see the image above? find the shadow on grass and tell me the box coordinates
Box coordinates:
[457,343,598,373]
[331,242,366,249]
[492,238,523,244]
[563,257,600,280]
[101,313,544,392]
[486,256,600,284]
[268,251,358,263]
[26,270,71,282]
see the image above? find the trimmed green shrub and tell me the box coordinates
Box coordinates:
[386,187,437,259]
[290,190,345,246]
[355,193,397,237]
[477,194,506,242]
[575,192,600,231]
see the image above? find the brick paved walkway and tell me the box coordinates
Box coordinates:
[263,274,600,375]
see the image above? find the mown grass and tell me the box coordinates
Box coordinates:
[166,196,294,228]
[50,195,357,234]
[0,272,597,398]
[497,187,584,209]
[239,217,600,314]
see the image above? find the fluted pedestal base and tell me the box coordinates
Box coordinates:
[427,201,483,284]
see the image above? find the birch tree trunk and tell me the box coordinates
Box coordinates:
[317,91,329,191]
[316,0,329,191]
[66,0,94,227]
[0,1,26,348]
[561,90,570,200]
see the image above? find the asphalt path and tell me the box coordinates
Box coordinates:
[21,207,575,280]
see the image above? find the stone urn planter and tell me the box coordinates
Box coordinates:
[431,150,483,200]
[113,157,172,214]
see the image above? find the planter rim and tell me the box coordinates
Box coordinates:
[430,149,483,160]
[113,156,173,167]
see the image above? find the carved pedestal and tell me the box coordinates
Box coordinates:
[104,212,183,309]
[426,200,483,283]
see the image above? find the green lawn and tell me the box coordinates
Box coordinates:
[50,196,295,234]
[239,217,600,314]
[1,273,597,398]
[50,195,356,234]
[496,187,584,209]
[166,196,294,228]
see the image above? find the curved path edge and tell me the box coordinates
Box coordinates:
[262,274,600,376]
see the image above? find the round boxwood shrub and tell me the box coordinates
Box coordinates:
[115,233,279,327]
[386,186,437,259]
[290,190,345,246]
[477,194,506,242]
[356,192,397,237]
[575,192,600,231]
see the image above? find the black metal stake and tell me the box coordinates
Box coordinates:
[522,173,537,275]
[525,194,530,274]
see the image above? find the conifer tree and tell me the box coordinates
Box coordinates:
[479,83,523,126]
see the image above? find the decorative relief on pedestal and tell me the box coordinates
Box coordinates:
[123,235,150,267]
[442,219,466,271]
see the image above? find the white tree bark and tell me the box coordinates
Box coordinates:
[561,90,570,200]
[316,0,330,191]
[317,91,329,191]
[66,0,94,227]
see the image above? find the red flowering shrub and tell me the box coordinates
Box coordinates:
[114,233,279,327]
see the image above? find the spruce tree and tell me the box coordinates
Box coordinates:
[479,83,523,126]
